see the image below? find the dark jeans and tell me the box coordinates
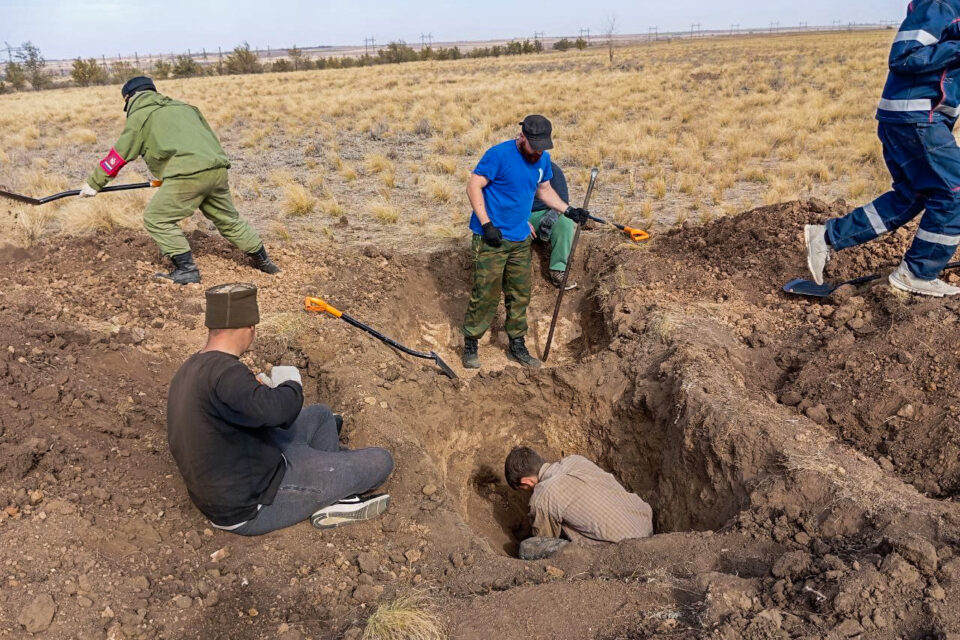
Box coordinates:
[231,405,394,536]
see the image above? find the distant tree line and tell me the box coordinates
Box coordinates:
[1,37,590,93]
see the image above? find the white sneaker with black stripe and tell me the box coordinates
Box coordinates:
[310,494,390,530]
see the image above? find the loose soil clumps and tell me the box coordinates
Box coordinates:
[1,206,960,638]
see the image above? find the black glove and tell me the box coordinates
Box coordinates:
[482,222,502,247]
[564,206,590,225]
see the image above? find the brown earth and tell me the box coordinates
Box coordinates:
[2,202,960,639]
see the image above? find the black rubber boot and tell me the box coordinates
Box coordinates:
[462,336,480,369]
[155,251,201,285]
[507,337,541,369]
[248,245,280,274]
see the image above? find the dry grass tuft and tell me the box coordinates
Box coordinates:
[63,198,143,233]
[258,311,309,341]
[366,153,395,175]
[362,592,446,640]
[283,183,317,216]
[69,128,97,145]
[272,222,292,242]
[370,199,400,224]
[269,169,296,187]
[13,206,54,245]
[422,178,453,204]
[428,156,458,175]
[319,196,346,217]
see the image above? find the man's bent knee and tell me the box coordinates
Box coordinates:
[299,404,333,423]
[364,447,395,483]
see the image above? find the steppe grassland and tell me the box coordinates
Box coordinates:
[0,31,893,248]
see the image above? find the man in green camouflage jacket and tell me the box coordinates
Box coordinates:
[79,76,279,284]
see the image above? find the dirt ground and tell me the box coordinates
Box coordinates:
[3,200,960,639]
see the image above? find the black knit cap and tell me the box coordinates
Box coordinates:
[121,75,156,100]
[205,283,260,329]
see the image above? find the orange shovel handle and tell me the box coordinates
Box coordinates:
[304,297,343,318]
[624,226,650,242]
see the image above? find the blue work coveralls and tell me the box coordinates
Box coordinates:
[827,0,960,279]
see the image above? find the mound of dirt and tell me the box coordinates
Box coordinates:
[2,207,960,639]
[646,200,960,498]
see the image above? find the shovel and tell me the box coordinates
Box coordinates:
[783,261,960,297]
[304,297,457,379]
[587,214,650,242]
[542,167,599,362]
[0,180,162,206]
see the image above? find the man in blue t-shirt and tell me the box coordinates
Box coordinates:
[461,115,589,370]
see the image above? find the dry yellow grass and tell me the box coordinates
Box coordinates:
[283,183,317,216]
[319,196,346,217]
[366,153,394,174]
[370,198,400,224]
[421,178,454,204]
[362,592,445,640]
[68,127,97,145]
[0,30,900,246]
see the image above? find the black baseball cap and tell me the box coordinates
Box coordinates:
[519,115,554,152]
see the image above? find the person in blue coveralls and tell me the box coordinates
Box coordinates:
[806,0,960,297]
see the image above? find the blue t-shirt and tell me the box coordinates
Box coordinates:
[469,140,553,242]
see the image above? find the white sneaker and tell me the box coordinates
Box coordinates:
[310,494,390,530]
[804,224,832,286]
[888,262,960,297]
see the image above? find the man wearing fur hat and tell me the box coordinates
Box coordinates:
[167,283,393,535]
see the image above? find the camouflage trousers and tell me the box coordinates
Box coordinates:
[462,234,532,340]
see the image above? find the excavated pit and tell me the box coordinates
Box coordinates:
[295,243,758,557]
[6,216,960,638]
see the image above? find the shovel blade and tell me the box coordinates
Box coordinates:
[431,352,458,379]
[0,189,41,205]
[783,278,836,298]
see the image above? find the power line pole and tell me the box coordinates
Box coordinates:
[769,21,780,33]
[690,23,701,38]
[533,31,545,43]
[730,24,740,35]
[419,33,433,49]
[364,37,376,56]
[579,28,591,42]
[648,26,659,41]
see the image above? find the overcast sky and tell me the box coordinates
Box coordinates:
[2,0,908,60]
